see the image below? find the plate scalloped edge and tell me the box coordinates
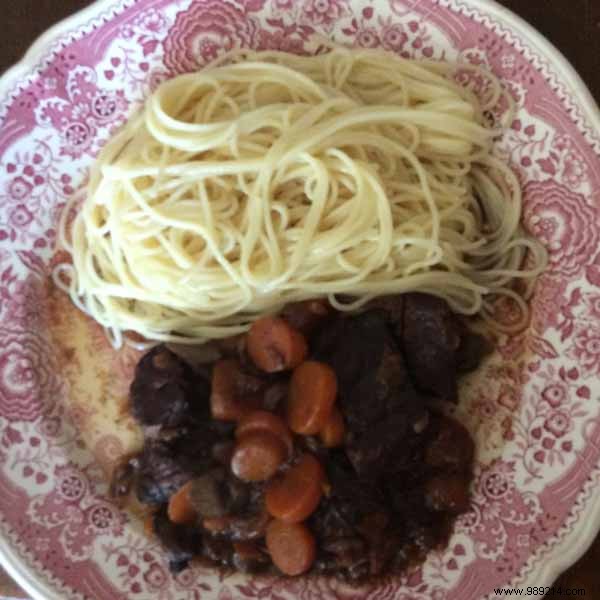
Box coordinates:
[0,1,599,599]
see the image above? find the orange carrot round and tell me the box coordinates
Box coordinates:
[236,410,294,457]
[143,513,155,537]
[231,431,287,482]
[265,453,324,523]
[320,407,346,448]
[167,481,196,525]
[266,519,316,576]
[247,317,308,373]
[287,361,337,435]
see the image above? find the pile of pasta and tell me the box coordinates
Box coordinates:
[56,46,546,346]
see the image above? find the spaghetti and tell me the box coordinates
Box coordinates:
[55,46,547,347]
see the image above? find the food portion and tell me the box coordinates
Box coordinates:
[56,43,544,581]
[55,46,546,347]
[113,294,487,580]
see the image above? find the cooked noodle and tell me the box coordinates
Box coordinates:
[54,46,547,347]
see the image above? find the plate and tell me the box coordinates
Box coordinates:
[1,1,600,598]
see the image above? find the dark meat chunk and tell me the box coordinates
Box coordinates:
[402,515,452,563]
[402,294,461,401]
[189,469,228,518]
[168,424,221,475]
[313,462,387,531]
[203,535,233,566]
[322,536,366,568]
[367,294,405,340]
[211,440,235,466]
[135,440,192,505]
[280,299,331,336]
[310,496,355,543]
[189,469,250,518]
[425,414,475,473]
[425,475,470,514]
[457,331,493,372]
[222,476,250,514]
[134,422,224,505]
[346,558,370,581]
[262,380,289,412]
[355,511,390,545]
[216,334,247,359]
[130,345,210,428]
[385,476,430,527]
[314,311,423,433]
[368,532,401,576]
[314,311,426,476]
[228,507,270,541]
[346,413,422,477]
[153,508,202,573]
[210,359,268,421]
[166,342,223,370]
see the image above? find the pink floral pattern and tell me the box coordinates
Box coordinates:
[523,180,599,277]
[0,0,600,599]
[569,326,600,376]
[35,66,128,158]
[0,326,62,422]
[163,1,260,72]
[301,0,350,31]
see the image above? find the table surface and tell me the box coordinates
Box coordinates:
[1,1,599,598]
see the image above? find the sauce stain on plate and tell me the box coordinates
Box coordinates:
[46,279,143,476]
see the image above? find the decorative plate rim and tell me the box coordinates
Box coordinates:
[0,1,599,598]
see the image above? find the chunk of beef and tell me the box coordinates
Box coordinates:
[314,311,426,476]
[425,474,470,514]
[188,468,228,519]
[153,508,202,573]
[344,420,394,477]
[168,424,221,475]
[210,358,269,421]
[367,294,405,340]
[228,508,270,541]
[457,331,493,372]
[130,345,210,428]
[280,299,332,337]
[203,536,233,566]
[262,380,289,412]
[166,342,223,370]
[314,311,423,433]
[135,440,192,505]
[402,294,461,401]
[425,414,475,474]
[322,536,366,565]
[188,469,250,518]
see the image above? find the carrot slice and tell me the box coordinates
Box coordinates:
[247,317,308,373]
[236,410,294,458]
[265,453,324,523]
[143,513,155,537]
[320,407,346,448]
[210,359,262,421]
[167,481,196,525]
[266,520,316,576]
[231,431,287,482]
[287,361,337,435]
